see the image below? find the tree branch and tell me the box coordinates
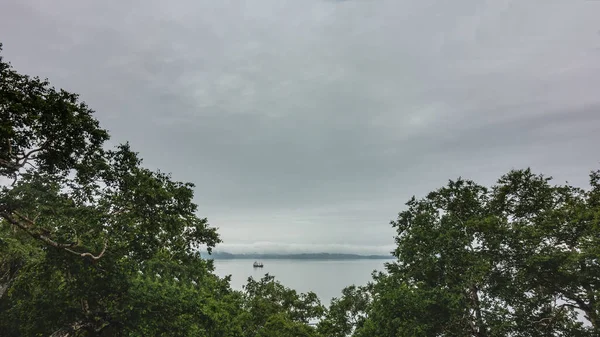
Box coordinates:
[6,211,75,248]
[17,145,46,163]
[1,211,108,261]
[65,239,107,261]
[110,207,130,216]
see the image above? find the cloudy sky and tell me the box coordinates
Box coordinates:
[2,0,600,254]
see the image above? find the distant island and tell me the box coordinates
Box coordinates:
[204,252,394,260]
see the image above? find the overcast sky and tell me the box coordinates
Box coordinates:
[2,0,600,254]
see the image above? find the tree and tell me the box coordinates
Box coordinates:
[355,169,600,336]
[240,274,324,336]
[256,313,320,337]
[317,284,371,337]
[354,272,458,337]
[383,178,511,336]
[0,42,328,337]
[487,169,599,335]
[0,43,237,336]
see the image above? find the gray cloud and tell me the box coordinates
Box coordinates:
[2,0,600,251]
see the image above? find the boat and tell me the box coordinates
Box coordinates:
[253,261,263,268]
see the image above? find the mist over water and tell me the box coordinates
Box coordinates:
[213,242,396,255]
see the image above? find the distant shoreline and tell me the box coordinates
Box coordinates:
[204,252,394,260]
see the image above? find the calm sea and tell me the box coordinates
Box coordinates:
[213,259,394,304]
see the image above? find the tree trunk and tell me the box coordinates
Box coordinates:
[0,259,22,300]
[49,321,89,337]
[470,285,488,337]
[49,321,112,337]
[586,310,598,333]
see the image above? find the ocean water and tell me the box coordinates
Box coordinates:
[212,259,394,304]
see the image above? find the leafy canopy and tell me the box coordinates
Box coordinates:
[2,41,600,337]
[347,169,600,337]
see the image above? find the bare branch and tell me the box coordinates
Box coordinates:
[82,240,107,260]
[2,211,73,248]
[1,144,44,170]
[17,146,44,162]
[1,211,107,261]
[65,240,107,261]
[530,316,553,325]
[557,303,580,311]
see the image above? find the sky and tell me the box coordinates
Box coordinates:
[1,0,600,255]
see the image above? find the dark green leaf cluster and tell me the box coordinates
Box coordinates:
[317,284,370,337]
[332,169,600,337]
[0,44,320,337]
[241,274,324,337]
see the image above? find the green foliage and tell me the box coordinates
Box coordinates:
[0,42,329,337]
[240,274,324,336]
[0,43,108,180]
[0,43,237,337]
[317,284,370,337]
[3,42,600,337]
[120,260,242,337]
[1,142,225,335]
[351,169,600,336]
[257,313,319,337]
